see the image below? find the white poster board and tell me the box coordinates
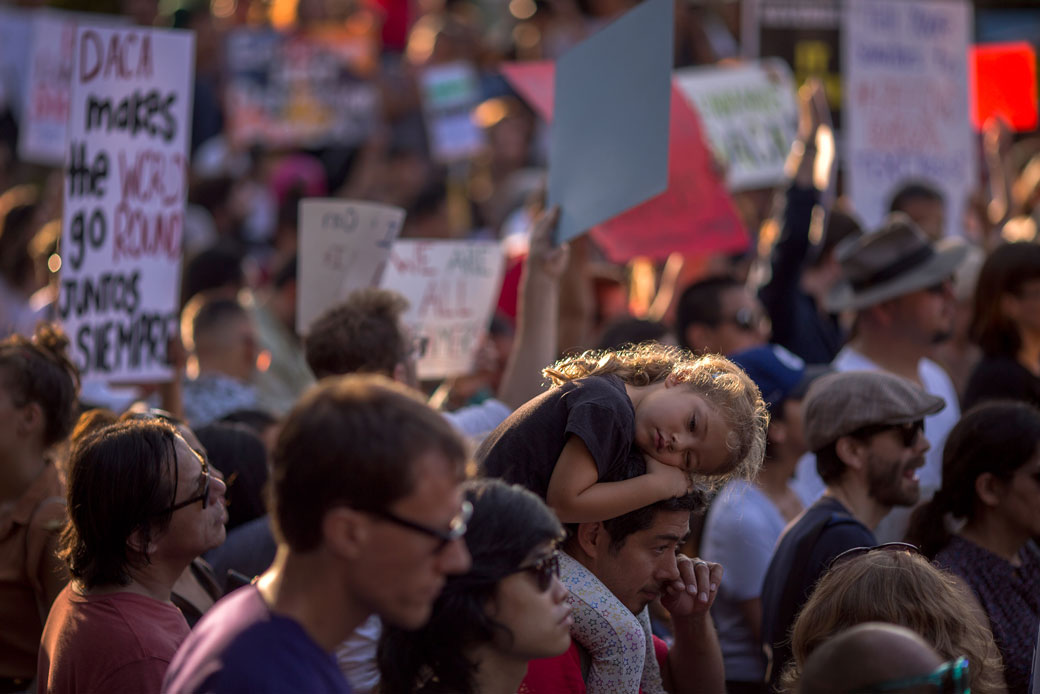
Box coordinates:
[19,10,125,166]
[0,7,31,116]
[380,240,505,380]
[296,199,405,335]
[420,61,486,163]
[58,26,194,382]
[675,59,798,191]
[843,0,975,235]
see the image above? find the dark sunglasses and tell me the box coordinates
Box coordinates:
[720,307,770,334]
[515,551,560,592]
[829,541,920,571]
[849,656,970,694]
[367,500,472,554]
[852,419,924,448]
[161,459,213,514]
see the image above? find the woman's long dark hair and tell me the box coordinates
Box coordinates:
[906,401,1040,558]
[970,242,1040,358]
[378,479,564,694]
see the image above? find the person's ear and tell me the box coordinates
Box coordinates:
[16,401,43,439]
[127,527,158,557]
[974,472,1004,508]
[392,362,409,384]
[324,507,369,560]
[575,521,605,560]
[835,435,867,472]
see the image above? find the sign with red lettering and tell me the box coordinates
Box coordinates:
[296,199,405,335]
[380,240,505,379]
[501,62,747,261]
[59,26,194,382]
[969,42,1038,133]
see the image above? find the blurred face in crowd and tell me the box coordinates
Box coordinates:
[987,445,1040,540]
[861,422,930,509]
[701,287,770,356]
[900,198,946,241]
[588,509,690,615]
[152,436,228,564]
[1003,278,1040,340]
[351,450,471,629]
[486,542,572,660]
[884,278,956,346]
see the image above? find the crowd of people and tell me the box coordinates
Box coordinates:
[1,0,1040,693]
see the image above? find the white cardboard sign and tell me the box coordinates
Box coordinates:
[296,199,405,335]
[58,26,194,382]
[380,240,505,380]
[843,0,976,235]
[675,59,798,191]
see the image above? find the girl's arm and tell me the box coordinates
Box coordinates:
[546,436,691,523]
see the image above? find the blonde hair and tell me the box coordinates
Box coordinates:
[783,550,1006,694]
[543,343,768,487]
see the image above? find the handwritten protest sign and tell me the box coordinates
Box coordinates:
[225,25,379,149]
[502,63,747,262]
[0,7,30,117]
[58,26,194,382]
[843,0,975,234]
[675,59,798,191]
[19,10,125,165]
[296,199,405,335]
[380,240,505,380]
[744,0,843,129]
[548,0,673,244]
[420,61,486,163]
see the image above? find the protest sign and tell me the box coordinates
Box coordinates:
[675,59,798,191]
[969,43,1038,133]
[295,199,405,335]
[0,7,30,117]
[502,63,747,262]
[743,0,842,130]
[225,24,379,149]
[843,0,975,235]
[420,61,486,163]
[548,0,673,244]
[19,10,125,165]
[58,26,194,382]
[380,240,505,380]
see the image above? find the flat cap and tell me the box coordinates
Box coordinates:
[803,371,945,452]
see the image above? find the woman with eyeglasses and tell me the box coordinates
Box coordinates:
[378,479,572,694]
[963,242,1040,410]
[781,547,1007,694]
[906,401,1040,694]
[0,324,79,694]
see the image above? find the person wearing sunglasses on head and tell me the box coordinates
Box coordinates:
[783,547,1006,694]
[164,375,472,694]
[907,401,1040,694]
[798,623,965,694]
[378,479,571,694]
[760,370,946,693]
[38,418,228,694]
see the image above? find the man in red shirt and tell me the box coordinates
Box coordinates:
[521,487,726,694]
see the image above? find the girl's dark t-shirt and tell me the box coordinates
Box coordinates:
[476,375,636,499]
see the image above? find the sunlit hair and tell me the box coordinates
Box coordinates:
[783,550,1006,694]
[543,343,768,487]
[378,479,565,694]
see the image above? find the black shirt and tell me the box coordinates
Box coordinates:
[476,375,636,498]
[760,496,876,690]
[962,354,1040,412]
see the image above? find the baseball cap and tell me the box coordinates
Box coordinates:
[729,344,831,418]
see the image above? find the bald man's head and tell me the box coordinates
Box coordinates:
[799,623,944,694]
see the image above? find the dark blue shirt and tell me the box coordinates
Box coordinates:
[163,585,353,694]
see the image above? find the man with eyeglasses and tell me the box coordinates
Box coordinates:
[675,276,771,358]
[791,215,967,545]
[760,371,945,694]
[164,375,472,694]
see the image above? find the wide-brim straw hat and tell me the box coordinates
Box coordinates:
[826,214,969,312]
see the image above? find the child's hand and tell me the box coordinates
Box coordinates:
[645,454,694,499]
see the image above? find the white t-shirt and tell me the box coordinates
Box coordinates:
[790,346,960,543]
[701,479,787,682]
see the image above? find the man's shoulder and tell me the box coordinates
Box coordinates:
[773,499,872,563]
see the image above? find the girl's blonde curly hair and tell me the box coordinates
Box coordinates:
[543,343,768,487]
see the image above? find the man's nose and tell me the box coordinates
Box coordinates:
[656,552,681,583]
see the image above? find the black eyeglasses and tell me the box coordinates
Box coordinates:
[829,541,920,570]
[367,500,472,554]
[162,459,212,514]
[852,419,925,448]
[514,551,560,592]
[720,307,770,334]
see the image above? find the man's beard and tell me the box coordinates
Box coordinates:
[866,451,923,508]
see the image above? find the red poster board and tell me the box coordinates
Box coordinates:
[501,62,748,263]
[969,42,1038,133]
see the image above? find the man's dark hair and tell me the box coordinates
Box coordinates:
[888,181,944,214]
[180,245,244,308]
[191,297,249,349]
[675,276,742,352]
[0,323,80,447]
[59,420,181,588]
[304,288,410,379]
[270,374,467,552]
